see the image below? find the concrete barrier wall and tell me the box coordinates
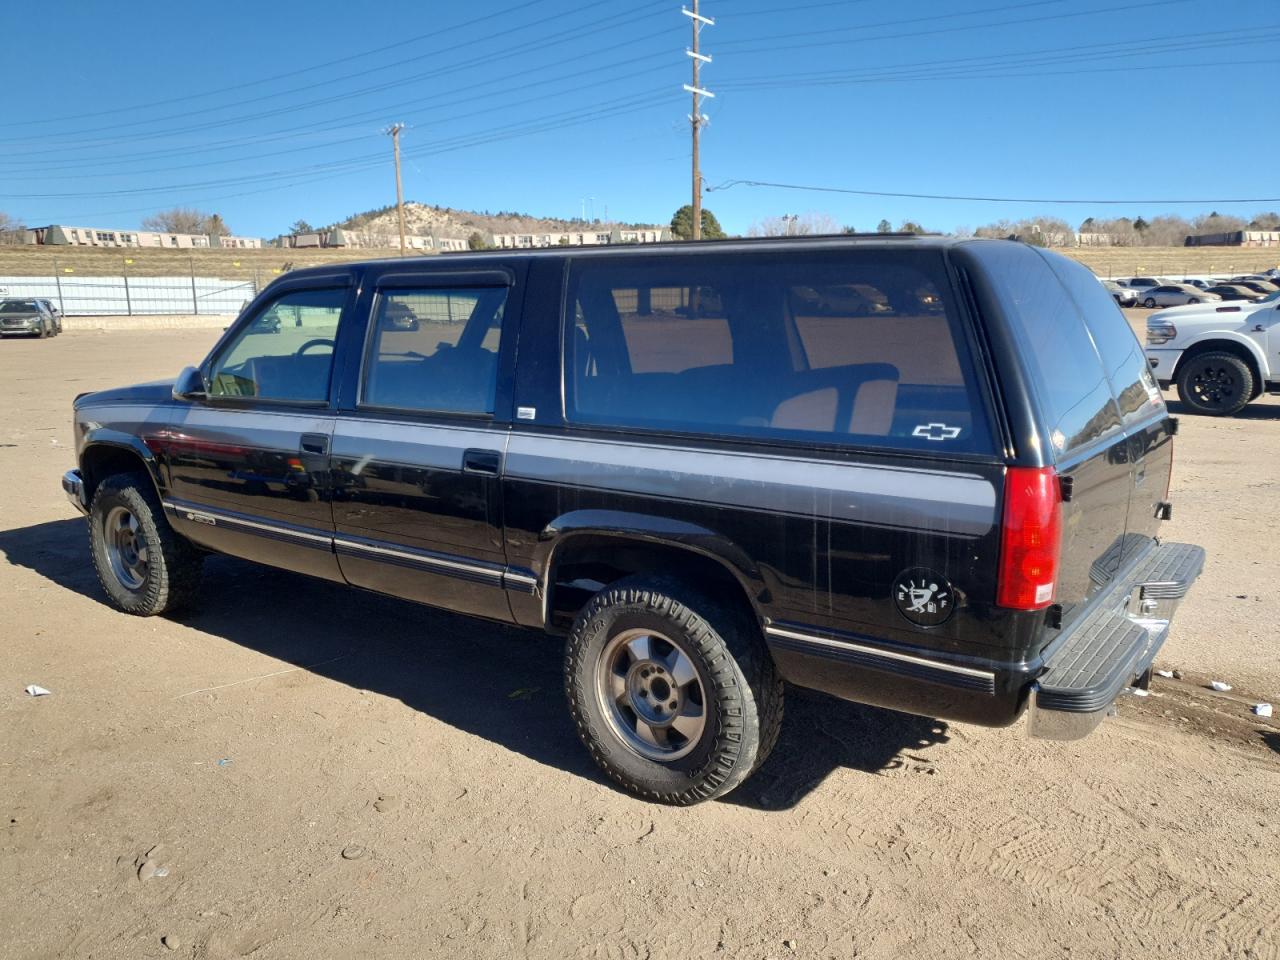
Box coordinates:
[62,314,233,332]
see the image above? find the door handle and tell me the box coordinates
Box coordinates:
[462,448,501,475]
[300,433,329,455]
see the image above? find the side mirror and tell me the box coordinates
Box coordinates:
[172,365,208,402]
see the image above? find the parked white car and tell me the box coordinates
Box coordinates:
[1146,291,1280,415]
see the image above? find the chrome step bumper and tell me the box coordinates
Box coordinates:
[1029,542,1205,741]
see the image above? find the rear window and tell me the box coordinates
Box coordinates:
[1044,253,1164,425]
[564,250,994,453]
[975,243,1121,454]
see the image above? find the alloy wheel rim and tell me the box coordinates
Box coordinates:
[1190,364,1236,408]
[103,505,148,591]
[596,628,707,762]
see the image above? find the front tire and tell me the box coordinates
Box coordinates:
[89,471,203,615]
[565,576,783,805]
[1175,351,1253,416]
[1144,297,1157,308]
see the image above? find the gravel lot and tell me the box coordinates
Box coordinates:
[2,326,1278,960]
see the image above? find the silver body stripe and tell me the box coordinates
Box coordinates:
[330,418,507,473]
[164,502,332,544]
[333,536,503,579]
[164,501,521,586]
[765,626,996,680]
[506,433,996,535]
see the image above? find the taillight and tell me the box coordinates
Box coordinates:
[997,466,1063,610]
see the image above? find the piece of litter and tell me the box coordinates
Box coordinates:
[507,687,539,701]
[1209,681,1232,692]
[137,860,168,881]
[161,935,180,951]
[1253,703,1273,718]
[215,758,233,766]
[341,844,367,861]
[24,685,51,697]
[1128,687,1150,697]
[1155,669,1174,679]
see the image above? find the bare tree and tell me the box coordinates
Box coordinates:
[1191,211,1247,235]
[1248,211,1280,230]
[141,207,214,234]
[0,211,25,245]
[203,213,230,237]
[748,212,842,236]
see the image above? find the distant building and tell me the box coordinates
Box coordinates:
[491,225,670,249]
[26,224,263,249]
[1185,230,1280,248]
[273,229,469,252]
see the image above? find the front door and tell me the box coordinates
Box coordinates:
[328,268,521,620]
[162,277,355,582]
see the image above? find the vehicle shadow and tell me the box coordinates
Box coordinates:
[1,517,949,811]
[1165,398,1280,422]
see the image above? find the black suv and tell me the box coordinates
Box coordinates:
[61,237,1204,805]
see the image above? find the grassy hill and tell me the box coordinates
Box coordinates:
[0,241,1276,280]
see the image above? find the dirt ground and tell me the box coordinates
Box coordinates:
[2,327,1278,960]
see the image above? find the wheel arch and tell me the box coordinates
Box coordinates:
[534,510,768,634]
[1171,335,1268,400]
[79,431,164,504]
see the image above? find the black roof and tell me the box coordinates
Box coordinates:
[282,232,977,281]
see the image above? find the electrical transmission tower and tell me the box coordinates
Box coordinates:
[682,3,714,240]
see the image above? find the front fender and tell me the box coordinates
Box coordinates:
[78,428,166,500]
[1174,331,1271,381]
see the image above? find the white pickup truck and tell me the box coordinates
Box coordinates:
[1145,291,1280,415]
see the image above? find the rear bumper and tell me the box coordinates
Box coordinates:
[62,468,87,515]
[1028,541,1205,740]
[763,540,1204,735]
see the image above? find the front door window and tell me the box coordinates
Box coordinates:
[208,288,346,402]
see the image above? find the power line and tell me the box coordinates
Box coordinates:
[0,1,675,149]
[717,0,1193,56]
[714,26,1280,89]
[706,179,1280,205]
[0,0,559,129]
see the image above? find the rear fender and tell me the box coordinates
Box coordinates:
[533,509,767,626]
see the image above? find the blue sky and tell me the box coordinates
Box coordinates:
[1,0,1276,237]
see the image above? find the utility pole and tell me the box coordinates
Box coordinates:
[384,123,407,256]
[683,3,714,240]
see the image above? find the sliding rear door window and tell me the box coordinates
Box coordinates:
[565,250,993,453]
[361,287,507,415]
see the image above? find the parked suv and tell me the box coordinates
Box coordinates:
[0,298,60,338]
[61,237,1204,805]
[1146,291,1280,415]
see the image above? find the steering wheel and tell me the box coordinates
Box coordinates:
[295,338,334,356]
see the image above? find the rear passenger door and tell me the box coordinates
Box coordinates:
[328,267,523,621]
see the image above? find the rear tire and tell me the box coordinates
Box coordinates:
[1175,351,1253,417]
[564,576,783,805]
[89,471,203,615]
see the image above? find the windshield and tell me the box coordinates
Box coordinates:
[0,300,38,314]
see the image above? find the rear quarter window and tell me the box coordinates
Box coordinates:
[972,242,1121,454]
[564,249,995,454]
[1042,253,1164,425]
